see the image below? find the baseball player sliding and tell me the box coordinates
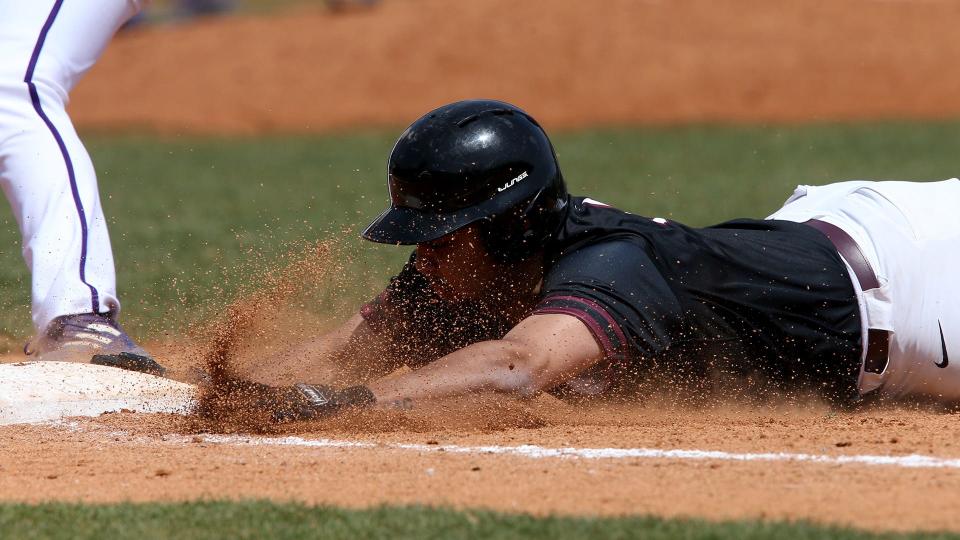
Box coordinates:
[0,0,162,373]
[237,99,960,421]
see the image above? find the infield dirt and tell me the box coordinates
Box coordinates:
[73,0,960,133]
[3,403,960,532]
[8,0,960,534]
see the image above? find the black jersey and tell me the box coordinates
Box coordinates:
[360,197,862,401]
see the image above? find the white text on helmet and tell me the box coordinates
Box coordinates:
[497,171,529,193]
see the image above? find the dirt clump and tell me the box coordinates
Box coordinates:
[188,240,343,433]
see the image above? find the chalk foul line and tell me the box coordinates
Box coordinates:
[196,434,960,470]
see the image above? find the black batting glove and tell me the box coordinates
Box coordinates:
[272,383,376,423]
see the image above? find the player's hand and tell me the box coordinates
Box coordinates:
[271,383,376,423]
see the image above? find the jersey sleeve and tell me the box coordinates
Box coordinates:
[359,254,424,331]
[360,253,511,368]
[358,253,439,365]
[533,239,684,362]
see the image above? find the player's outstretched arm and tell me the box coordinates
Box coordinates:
[259,313,606,422]
[367,313,604,405]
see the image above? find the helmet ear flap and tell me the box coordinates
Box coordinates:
[479,211,535,263]
[479,190,568,263]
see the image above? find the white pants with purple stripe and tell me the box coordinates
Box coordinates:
[768,179,960,402]
[0,0,143,331]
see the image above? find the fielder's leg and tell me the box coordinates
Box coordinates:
[0,0,160,372]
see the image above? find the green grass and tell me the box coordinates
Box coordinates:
[0,502,957,539]
[0,121,958,345]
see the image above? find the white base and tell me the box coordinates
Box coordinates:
[0,361,196,426]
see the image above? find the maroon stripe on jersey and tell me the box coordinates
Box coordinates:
[359,302,379,321]
[359,290,391,323]
[534,294,629,358]
[533,305,617,357]
[541,295,628,350]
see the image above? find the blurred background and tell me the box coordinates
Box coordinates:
[1,0,958,349]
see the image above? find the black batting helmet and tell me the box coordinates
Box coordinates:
[361,99,569,262]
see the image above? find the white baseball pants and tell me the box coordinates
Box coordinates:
[0,0,143,331]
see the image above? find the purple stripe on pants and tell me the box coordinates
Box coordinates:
[24,0,101,314]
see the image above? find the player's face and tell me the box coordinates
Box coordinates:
[415,225,531,303]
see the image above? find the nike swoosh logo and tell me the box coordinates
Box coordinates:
[936,320,949,369]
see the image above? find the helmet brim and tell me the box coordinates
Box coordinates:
[361,205,487,245]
